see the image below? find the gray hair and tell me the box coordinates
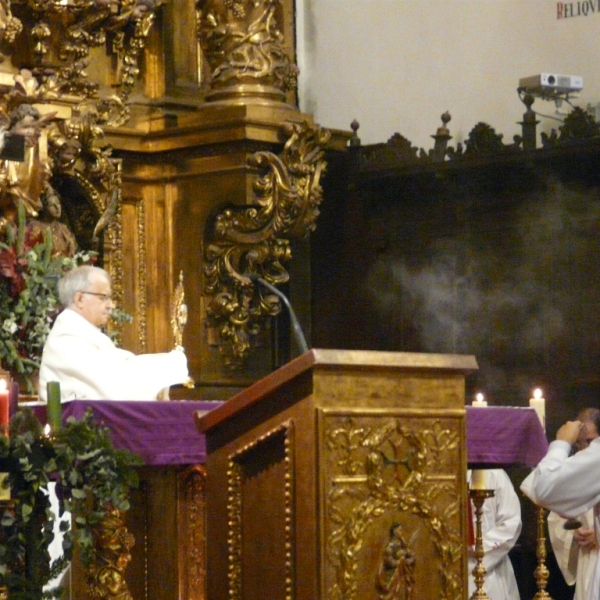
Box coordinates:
[58,266,110,307]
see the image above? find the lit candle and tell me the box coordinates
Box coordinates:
[471,469,487,490]
[0,379,8,435]
[46,381,61,433]
[529,387,546,430]
[472,392,487,407]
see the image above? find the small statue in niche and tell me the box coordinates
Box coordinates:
[51,136,82,173]
[25,184,77,258]
[0,103,56,222]
[376,522,416,600]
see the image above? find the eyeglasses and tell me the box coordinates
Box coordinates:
[79,291,113,303]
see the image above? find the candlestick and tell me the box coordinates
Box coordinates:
[469,488,495,600]
[46,381,61,433]
[0,379,8,436]
[529,388,546,431]
[472,393,487,407]
[471,469,487,490]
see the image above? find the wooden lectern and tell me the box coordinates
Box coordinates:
[196,349,477,600]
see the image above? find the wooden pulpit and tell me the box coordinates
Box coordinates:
[196,348,477,600]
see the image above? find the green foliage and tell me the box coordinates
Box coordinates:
[0,408,142,599]
[0,203,95,393]
[0,202,131,392]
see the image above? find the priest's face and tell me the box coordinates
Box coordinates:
[575,420,599,451]
[74,273,114,328]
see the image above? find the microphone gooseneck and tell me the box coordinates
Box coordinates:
[249,274,309,354]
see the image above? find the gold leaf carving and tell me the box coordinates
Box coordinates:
[324,416,463,600]
[203,121,330,367]
[198,0,299,103]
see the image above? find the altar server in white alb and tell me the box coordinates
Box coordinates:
[467,469,522,600]
[521,419,600,600]
[39,265,189,401]
[547,408,600,600]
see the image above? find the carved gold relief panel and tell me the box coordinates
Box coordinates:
[321,411,464,600]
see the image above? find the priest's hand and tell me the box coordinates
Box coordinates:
[556,420,583,445]
[574,527,597,549]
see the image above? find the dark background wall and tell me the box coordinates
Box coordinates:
[312,143,600,438]
[309,140,600,599]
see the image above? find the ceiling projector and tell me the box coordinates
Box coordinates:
[519,73,583,94]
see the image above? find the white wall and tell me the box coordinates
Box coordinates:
[297,0,600,150]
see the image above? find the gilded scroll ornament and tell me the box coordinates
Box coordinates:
[86,506,135,600]
[197,0,299,103]
[204,120,330,367]
[324,416,463,600]
[0,0,21,55]
[9,0,156,122]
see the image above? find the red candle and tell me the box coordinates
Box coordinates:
[0,379,8,435]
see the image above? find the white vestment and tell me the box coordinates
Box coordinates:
[548,510,598,600]
[39,309,189,401]
[521,438,600,600]
[467,469,522,600]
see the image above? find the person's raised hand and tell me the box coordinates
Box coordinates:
[556,420,584,445]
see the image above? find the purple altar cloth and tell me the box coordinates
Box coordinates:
[30,400,224,466]
[466,406,548,467]
[27,401,547,468]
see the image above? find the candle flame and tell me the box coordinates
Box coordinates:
[44,424,51,436]
[476,393,484,402]
[0,379,6,393]
[533,388,543,400]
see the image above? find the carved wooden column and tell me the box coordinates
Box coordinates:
[104,0,351,396]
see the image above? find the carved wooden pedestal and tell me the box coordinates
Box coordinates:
[70,465,207,600]
[197,348,477,600]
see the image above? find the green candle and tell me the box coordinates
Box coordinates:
[46,381,61,433]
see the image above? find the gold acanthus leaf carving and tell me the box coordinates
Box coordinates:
[10,0,156,119]
[324,417,463,600]
[198,0,299,93]
[203,121,330,368]
[85,506,135,600]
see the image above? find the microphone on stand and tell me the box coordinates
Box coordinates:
[248,274,309,354]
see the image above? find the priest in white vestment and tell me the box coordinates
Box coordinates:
[521,419,600,600]
[39,265,189,401]
[547,409,600,600]
[548,510,597,600]
[467,469,522,600]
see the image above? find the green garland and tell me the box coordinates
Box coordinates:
[0,408,143,599]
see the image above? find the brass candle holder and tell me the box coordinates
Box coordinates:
[533,504,553,599]
[469,488,495,600]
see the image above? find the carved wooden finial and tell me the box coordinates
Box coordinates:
[349,119,361,147]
